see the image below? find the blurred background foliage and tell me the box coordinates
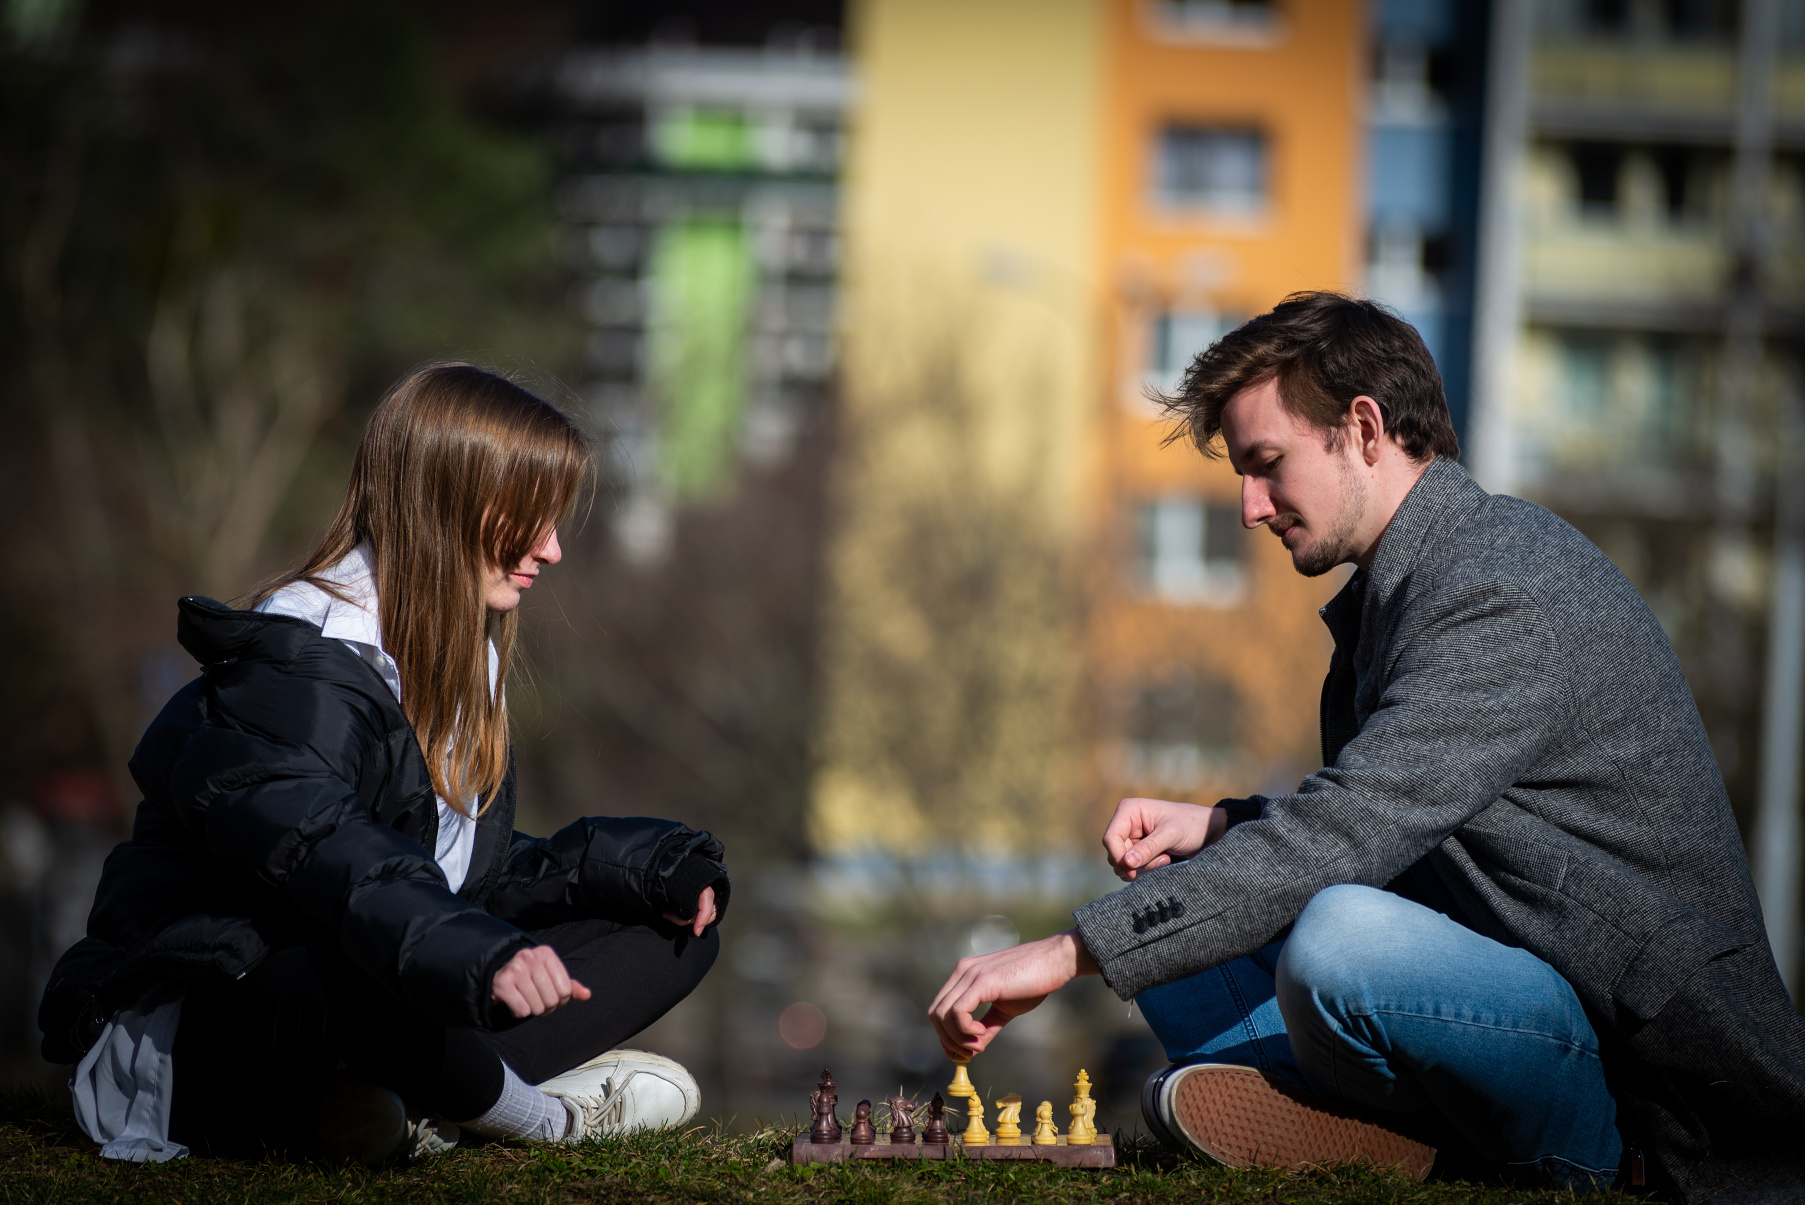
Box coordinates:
[0,0,581,802]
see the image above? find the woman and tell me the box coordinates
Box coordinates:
[39,364,727,1163]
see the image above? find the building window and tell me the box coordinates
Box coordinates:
[1566,0,1736,41]
[1136,496,1247,606]
[1146,309,1234,393]
[1570,143,1622,219]
[652,107,759,171]
[1120,671,1239,792]
[1155,125,1267,215]
[1561,334,1612,418]
[1149,0,1277,35]
[1518,330,1703,480]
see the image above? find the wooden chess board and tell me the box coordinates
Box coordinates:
[788,1133,1115,1167]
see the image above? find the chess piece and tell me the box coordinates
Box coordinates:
[961,1091,990,1146]
[946,1058,975,1102]
[849,1099,876,1145]
[994,1094,1023,1145]
[1066,1070,1096,1145]
[921,1093,949,1145]
[809,1068,842,1144]
[887,1095,916,1145]
[1031,1101,1058,1145]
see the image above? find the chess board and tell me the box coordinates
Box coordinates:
[788,1134,1115,1167]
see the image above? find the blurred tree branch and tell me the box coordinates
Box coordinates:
[144,232,341,598]
[812,312,1090,856]
[0,3,580,816]
[17,113,146,794]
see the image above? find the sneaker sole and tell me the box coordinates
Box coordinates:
[1168,1064,1435,1180]
[1140,1064,1184,1150]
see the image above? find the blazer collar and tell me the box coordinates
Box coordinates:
[1318,457,1488,655]
[1367,457,1487,598]
[1360,456,1490,636]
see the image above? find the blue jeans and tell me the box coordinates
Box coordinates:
[1135,884,1622,1187]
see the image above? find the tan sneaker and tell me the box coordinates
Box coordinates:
[1149,1063,1435,1180]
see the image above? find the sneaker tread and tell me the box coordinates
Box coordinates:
[1170,1064,1434,1180]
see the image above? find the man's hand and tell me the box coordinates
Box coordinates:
[663,884,718,937]
[491,945,591,1019]
[928,929,1098,1059]
[1103,797,1228,882]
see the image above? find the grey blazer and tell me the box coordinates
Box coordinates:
[1074,457,1805,1200]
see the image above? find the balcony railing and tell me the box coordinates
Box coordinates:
[1530,45,1805,139]
[1524,226,1729,313]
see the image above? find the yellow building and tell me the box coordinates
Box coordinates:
[812,0,1366,870]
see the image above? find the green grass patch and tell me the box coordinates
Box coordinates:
[0,1086,1637,1204]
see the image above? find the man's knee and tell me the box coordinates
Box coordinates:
[1274,884,1425,1029]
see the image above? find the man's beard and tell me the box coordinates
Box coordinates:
[1286,460,1368,577]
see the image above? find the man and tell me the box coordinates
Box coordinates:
[928,292,1805,1201]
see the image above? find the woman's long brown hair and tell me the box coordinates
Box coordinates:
[251,363,591,815]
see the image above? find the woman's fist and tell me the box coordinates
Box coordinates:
[491,945,591,1019]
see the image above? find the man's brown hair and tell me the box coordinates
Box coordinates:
[1160,291,1460,462]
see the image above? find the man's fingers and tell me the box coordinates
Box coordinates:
[929,959,984,1020]
[570,978,593,1002]
[1101,802,1149,862]
[928,991,976,1059]
[937,974,1021,1058]
[1124,824,1184,870]
[930,1010,972,1060]
[928,963,989,1057]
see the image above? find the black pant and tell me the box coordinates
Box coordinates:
[169,918,717,1157]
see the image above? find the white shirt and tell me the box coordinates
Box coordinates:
[256,543,490,893]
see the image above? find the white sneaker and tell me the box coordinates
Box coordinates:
[536,1049,700,1140]
[403,1114,461,1160]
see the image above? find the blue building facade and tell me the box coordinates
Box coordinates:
[1363,0,1489,446]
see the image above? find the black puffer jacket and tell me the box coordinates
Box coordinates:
[39,597,729,1062]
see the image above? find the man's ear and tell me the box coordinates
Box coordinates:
[1350,395,1385,465]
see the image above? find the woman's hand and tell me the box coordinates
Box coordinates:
[491,945,591,1019]
[663,885,718,937]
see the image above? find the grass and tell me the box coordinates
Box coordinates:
[0,1087,1638,1204]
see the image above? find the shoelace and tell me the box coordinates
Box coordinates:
[570,1071,638,1139]
[404,1116,459,1160]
